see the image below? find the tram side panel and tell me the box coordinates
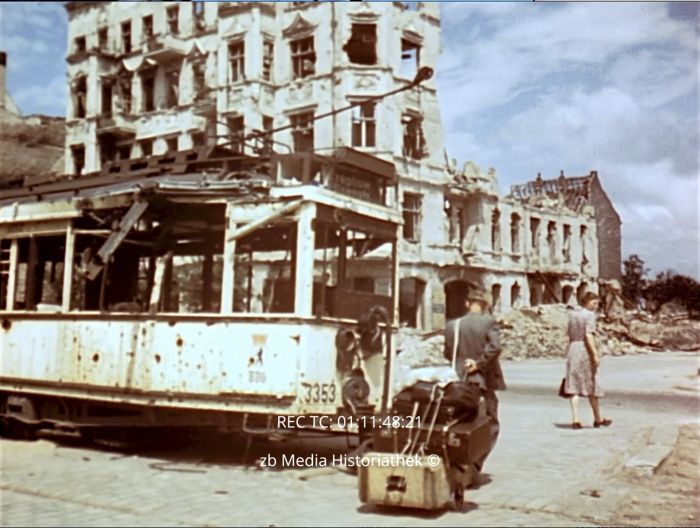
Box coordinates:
[1,318,305,410]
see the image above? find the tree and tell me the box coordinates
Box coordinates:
[645,272,700,319]
[621,254,647,304]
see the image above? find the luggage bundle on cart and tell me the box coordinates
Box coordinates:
[358,380,493,510]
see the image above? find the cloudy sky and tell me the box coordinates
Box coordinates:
[0,2,698,278]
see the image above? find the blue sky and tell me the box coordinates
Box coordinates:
[0,2,698,279]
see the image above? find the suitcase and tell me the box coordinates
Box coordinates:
[442,413,492,465]
[358,452,455,510]
[372,402,493,466]
[392,381,480,424]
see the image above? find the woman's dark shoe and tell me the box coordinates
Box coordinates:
[594,419,612,428]
[572,422,583,430]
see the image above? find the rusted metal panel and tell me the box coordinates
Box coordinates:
[0,316,386,416]
[1,319,301,398]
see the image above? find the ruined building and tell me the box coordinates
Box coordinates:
[62,2,620,330]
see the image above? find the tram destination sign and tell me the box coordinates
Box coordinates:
[329,167,383,205]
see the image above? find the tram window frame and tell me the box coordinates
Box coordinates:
[311,220,394,320]
[233,221,297,315]
[1,235,67,312]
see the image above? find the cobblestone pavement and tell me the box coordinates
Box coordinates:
[1,353,698,527]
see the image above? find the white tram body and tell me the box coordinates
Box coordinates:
[0,147,401,433]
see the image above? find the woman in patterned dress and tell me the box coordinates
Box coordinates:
[564,292,612,429]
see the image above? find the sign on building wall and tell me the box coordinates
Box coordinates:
[329,168,382,204]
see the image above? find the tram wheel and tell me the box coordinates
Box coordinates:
[0,418,37,441]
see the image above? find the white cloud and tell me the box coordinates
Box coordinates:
[0,2,63,34]
[437,3,697,121]
[438,3,699,278]
[0,33,49,55]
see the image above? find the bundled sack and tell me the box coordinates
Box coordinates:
[392,380,482,423]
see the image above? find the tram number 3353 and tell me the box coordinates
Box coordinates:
[301,382,336,404]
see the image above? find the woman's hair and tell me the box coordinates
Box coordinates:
[581,292,599,306]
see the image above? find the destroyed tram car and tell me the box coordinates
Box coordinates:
[0,145,404,437]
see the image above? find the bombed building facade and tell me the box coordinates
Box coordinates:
[61,1,620,331]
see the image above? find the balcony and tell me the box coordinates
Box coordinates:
[91,45,121,60]
[66,48,89,65]
[96,113,137,139]
[142,34,187,64]
[218,2,275,16]
[193,88,216,116]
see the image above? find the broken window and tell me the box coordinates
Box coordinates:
[547,221,557,263]
[71,144,85,177]
[121,21,132,54]
[510,213,521,253]
[530,217,540,252]
[72,75,87,118]
[228,41,245,83]
[98,27,108,50]
[402,114,426,160]
[580,225,589,268]
[167,5,179,34]
[166,68,180,108]
[491,208,501,252]
[141,70,155,112]
[491,284,502,312]
[142,15,154,43]
[74,36,86,54]
[402,192,422,242]
[563,224,572,262]
[115,74,132,114]
[351,102,376,147]
[165,137,178,153]
[191,131,206,147]
[446,201,466,244]
[193,2,205,31]
[139,138,153,157]
[290,111,314,153]
[117,143,132,160]
[192,57,207,100]
[227,115,245,153]
[401,38,420,79]
[510,282,520,308]
[262,40,274,81]
[399,277,426,328]
[291,36,315,79]
[457,206,466,243]
[99,135,117,165]
[344,24,377,65]
[101,78,113,117]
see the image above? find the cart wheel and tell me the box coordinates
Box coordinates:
[452,484,464,511]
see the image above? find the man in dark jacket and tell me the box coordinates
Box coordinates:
[444,288,506,472]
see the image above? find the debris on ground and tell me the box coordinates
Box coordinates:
[611,423,700,526]
[395,304,700,368]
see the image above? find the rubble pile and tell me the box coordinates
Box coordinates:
[395,330,447,368]
[395,304,700,368]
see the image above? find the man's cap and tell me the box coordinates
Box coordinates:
[467,289,492,306]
